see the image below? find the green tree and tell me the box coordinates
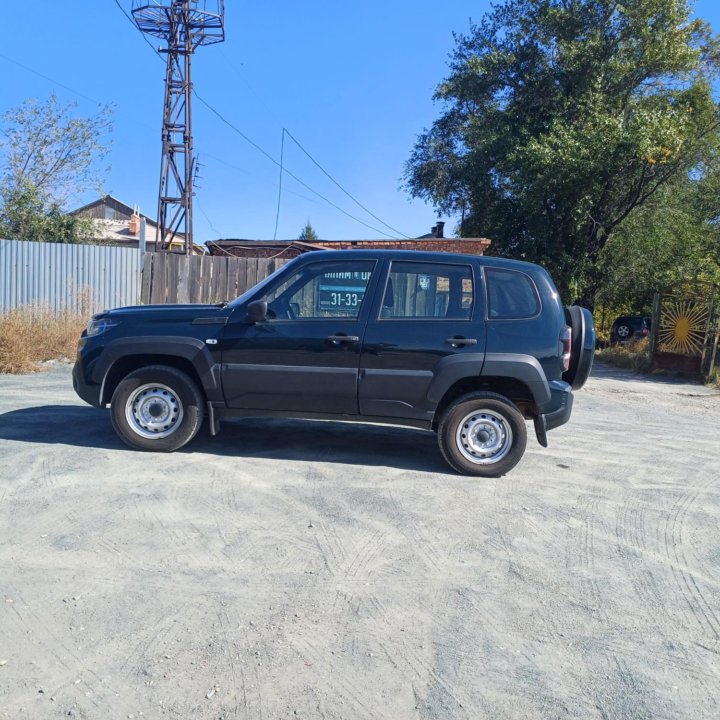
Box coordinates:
[0,181,94,243]
[597,162,720,312]
[0,94,112,243]
[405,0,720,305]
[298,220,319,242]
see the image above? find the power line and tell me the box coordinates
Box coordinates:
[110,0,405,239]
[282,128,411,238]
[193,92,397,239]
[195,194,223,239]
[112,0,164,60]
[0,51,102,104]
[202,152,324,206]
[213,47,411,238]
[273,129,285,241]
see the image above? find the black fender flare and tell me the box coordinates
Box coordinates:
[481,353,551,407]
[426,352,486,405]
[427,352,552,410]
[93,336,222,405]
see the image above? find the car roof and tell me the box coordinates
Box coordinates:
[293,249,545,273]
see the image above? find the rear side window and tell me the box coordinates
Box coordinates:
[485,268,540,319]
[381,262,474,319]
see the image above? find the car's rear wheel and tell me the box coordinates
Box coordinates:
[111,365,204,451]
[617,324,631,339]
[563,305,595,390]
[438,392,527,477]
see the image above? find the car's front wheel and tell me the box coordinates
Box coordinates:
[438,392,527,477]
[110,365,204,451]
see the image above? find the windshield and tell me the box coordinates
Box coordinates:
[227,256,301,308]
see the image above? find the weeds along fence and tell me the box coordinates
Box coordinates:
[0,238,139,314]
[140,252,290,304]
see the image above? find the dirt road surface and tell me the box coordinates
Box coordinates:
[0,363,718,719]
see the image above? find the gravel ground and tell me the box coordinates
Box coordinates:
[0,362,718,720]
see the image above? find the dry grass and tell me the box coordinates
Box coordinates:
[707,366,720,389]
[0,305,87,374]
[596,337,652,373]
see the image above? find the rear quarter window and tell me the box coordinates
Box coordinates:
[485,268,541,319]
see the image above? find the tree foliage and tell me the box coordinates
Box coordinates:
[0,95,112,243]
[0,181,94,244]
[405,0,720,303]
[597,160,720,310]
[298,220,319,242]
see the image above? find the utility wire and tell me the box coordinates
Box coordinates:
[202,152,323,206]
[193,93,396,238]
[273,129,285,241]
[214,48,411,238]
[111,0,401,239]
[112,0,165,59]
[282,128,411,238]
[196,194,223,238]
[0,51,102,104]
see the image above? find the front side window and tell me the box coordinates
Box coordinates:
[485,268,540,319]
[261,260,375,320]
[380,262,474,319]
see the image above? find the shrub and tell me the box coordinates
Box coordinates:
[708,366,720,389]
[595,337,652,373]
[0,305,86,374]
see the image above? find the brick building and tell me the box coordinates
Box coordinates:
[205,222,491,258]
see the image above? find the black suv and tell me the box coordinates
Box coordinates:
[73,250,594,476]
[610,315,651,344]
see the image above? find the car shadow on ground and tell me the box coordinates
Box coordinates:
[0,405,449,473]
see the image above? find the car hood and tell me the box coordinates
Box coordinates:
[95,304,231,323]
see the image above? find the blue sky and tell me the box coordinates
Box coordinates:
[1,1,719,244]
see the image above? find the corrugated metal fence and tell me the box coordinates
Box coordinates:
[0,238,139,314]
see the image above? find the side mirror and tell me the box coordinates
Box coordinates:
[246,300,268,324]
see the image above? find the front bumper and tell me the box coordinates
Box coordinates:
[72,354,103,408]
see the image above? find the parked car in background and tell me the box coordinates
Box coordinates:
[610,315,651,344]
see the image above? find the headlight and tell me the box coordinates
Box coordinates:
[86,318,120,337]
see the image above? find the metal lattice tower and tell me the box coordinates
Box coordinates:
[132,1,225,253]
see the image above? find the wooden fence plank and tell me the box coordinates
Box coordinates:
[246,257,259,293]
[166,254,179,303]
[219,260,231,302]
[225,258,238,302]
[204,257,215,304]
[141,253,153,304]
[150,252,165,304]
[176,255,189,304]
[256,258,269,288]
[188,255,201,304]
[208,257,220,303]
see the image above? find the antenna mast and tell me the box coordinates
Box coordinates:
[132,0,225,254]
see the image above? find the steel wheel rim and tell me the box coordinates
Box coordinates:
[125,383,184,439]
[455,409,513,465]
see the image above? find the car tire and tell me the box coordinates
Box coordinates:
[563,305,595,390]
[110,365,204,452]
[438,392,527,477]
[617,324,631,340]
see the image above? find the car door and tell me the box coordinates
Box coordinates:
[221,258,378,414]
[359,259,485,422]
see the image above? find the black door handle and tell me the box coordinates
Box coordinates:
[446,337,478,347]
[327,335,360,344]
